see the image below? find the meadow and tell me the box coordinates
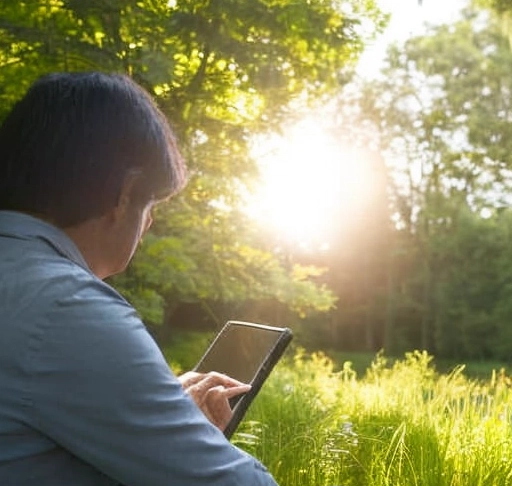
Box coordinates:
[165,334,512,486]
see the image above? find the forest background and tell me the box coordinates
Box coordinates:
[2,0,512,364]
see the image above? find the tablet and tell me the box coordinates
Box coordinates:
[193,320,293,439]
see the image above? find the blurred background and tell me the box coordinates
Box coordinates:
[3,0,512,367]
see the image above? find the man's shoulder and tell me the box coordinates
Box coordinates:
[0,238,151,372]
[0,238,133,327]
[0,234,84,285]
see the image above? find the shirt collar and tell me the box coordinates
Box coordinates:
[0,210,91,272]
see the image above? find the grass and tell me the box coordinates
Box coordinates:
[236,351,512,485]
[163,334,512,485]
[318,348,512,380]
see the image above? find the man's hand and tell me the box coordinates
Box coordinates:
[178,371,251,432]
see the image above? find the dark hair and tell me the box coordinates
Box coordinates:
[0,72,187,227]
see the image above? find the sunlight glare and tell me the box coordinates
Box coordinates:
[248,120,379,250]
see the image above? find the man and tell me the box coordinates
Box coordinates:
[0,72,279,485]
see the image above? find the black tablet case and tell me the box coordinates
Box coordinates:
[194,320,293,439]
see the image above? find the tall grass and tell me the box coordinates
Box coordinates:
[232,350,512,486]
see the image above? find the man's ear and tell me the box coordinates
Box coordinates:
[112,170,142,223]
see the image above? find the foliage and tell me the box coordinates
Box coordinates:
[224,348,512,486]
[309,3,512,359]
[0,0,387,325]
[475,0,512,14]
[161,330,216,374]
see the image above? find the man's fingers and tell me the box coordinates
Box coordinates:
[179,371,249,390]
[177,371,203,388]
[222,383,251,399]
[200,371,248,388]
[183,371,249,392]
[180,371,251,429]
[184,381,252,432]
[187,381,250,406]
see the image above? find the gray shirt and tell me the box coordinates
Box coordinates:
[0,211,278,486]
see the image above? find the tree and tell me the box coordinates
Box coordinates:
[333,4,512,358]
[0,0,387,329]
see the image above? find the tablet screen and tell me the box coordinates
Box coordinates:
[195,322,287,383]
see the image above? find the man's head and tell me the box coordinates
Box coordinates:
[0,71,186,227]
[0,72,187,278]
